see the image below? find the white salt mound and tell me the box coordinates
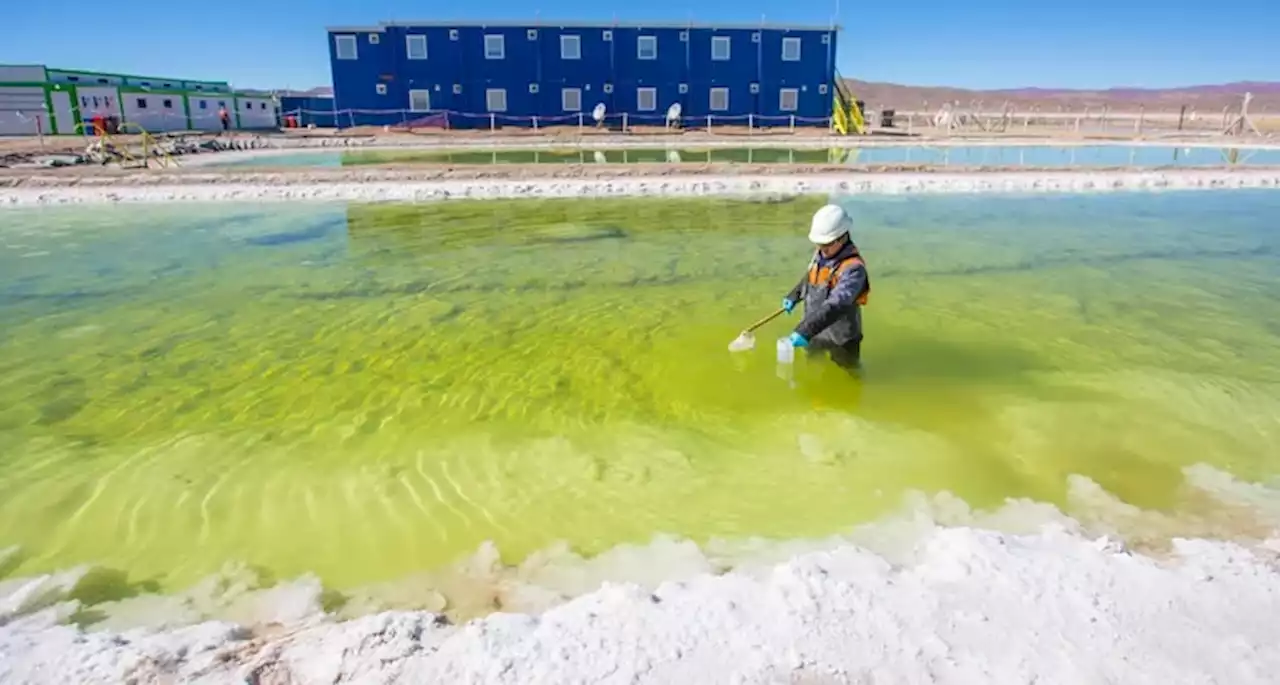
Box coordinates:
[3,523,1279,684]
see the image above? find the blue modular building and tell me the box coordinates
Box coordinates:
[325,20,842,128]
[278,93,340,128]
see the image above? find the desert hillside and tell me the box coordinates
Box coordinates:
[844,79,1280,113]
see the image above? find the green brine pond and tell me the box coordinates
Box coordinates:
[1,192,1278,597]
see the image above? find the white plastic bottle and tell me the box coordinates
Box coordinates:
[776,337,795,364]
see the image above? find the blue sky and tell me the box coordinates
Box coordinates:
[2,0,1276,91]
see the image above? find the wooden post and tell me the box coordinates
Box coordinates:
[532,115,539,131]
[578,112,583,132]
[789,114,795,132]
[622,112,628,132]
[706,114,712,132]
[748,113,754,133]
[1177,104,1187,131]
[35,114,45,148]
[1135,105,1145,135]
[490,112,496,132]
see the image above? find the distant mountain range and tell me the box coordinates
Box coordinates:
[845,80,1280,112]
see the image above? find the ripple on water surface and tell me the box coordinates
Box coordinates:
[0,192,1278,595]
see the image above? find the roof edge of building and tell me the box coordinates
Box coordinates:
[326,20,842,33]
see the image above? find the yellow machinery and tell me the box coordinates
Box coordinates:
[76,121,178,168]
[831,70,866,135]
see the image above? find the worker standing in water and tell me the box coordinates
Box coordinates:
[781,204,871,371]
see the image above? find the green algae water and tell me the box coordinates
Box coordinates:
[1,192,1278,593]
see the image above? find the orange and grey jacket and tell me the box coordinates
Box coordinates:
[785,240,870,346]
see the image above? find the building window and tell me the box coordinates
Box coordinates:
[136,98,148,109]
[486,88,507,112]
[485,34,505,59]
[637,35,657,60]
[199,101,207,109]
[711,36,730,61]
[162,99,173,108]
[782,37,801,61]
[409,89,431,112]
[335,35,358,60]
[98,78,108,84]
[244,101,252,110]
[602,30,612,41]
[68,76,80,82]
[561,35,581,59]
[710,87,728,111]
[369,33,380,44]
[407,35,427,60]
[375,83,387,95]
[636,87,656,111]
[527,29,538,40]
[779,88,799,112]
[562,88,581,111]
[80,96,87,107]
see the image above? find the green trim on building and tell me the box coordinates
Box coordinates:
[43,66,231,90]
[42,85,56,134]
[4,73,278,134]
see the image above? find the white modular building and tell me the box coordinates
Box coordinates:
[0,64,280,135]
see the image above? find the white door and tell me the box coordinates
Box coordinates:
[50,91,74,135]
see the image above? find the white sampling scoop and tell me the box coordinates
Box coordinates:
[728,308,786,353]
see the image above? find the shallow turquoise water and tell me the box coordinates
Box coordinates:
[0,191,1278,595]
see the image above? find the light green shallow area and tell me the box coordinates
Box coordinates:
[1,192,1278,592]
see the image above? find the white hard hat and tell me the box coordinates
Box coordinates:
[808,204,852,244]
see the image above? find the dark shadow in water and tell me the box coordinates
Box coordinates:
[860,336,1053,387]
[65,567,164,626]
[243,222,335,247]
[68,567,163,605]
[0,547,27,581]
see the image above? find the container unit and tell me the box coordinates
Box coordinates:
[0,63,278,135]
[327,20,839,128]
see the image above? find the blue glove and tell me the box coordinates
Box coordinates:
[787,332,809,348]
[782,298,796,314]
